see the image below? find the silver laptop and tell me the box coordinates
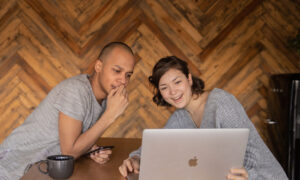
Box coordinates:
[130,128,249,180]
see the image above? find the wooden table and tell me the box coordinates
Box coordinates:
[20,138,141,180]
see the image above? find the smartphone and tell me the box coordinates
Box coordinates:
[83,145,114,156]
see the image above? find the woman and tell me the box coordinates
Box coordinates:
[119,56,288,179]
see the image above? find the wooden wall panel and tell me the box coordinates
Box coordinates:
[0,0,299,148]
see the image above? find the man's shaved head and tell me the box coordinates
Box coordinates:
[98,42,134,62]
[91,41,135,100]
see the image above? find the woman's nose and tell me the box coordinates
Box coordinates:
[169,87,176,95]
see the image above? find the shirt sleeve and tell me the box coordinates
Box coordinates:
[216,91,288,180]
[53,81,89,122]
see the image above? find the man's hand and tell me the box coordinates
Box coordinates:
[227,168,248,180]
[89,145,112,164]
[105,85,129,121]
[119,156,140,177]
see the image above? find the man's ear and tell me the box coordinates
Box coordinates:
[188,73,193,86]
[94,60,103,73]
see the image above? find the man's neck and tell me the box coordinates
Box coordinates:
[88,75,106,104]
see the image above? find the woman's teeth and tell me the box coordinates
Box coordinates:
[173,95,182,101]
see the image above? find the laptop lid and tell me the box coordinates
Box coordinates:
[138,128,249,180]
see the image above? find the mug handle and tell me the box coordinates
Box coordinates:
[37,160,48,174]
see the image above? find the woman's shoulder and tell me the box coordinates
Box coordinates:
[209,88,232,97]
[205,88,241,109]
[166,109,194,128]
[172,108,189,118]
[208,88,236,101]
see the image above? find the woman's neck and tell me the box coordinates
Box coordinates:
[185,93,204,115]
[185,92,209,128]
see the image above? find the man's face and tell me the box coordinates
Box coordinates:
[96,47,135,95]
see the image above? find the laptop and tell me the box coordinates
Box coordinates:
[128,128,249,180]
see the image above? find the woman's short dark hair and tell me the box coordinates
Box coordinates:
[148,56,205,106]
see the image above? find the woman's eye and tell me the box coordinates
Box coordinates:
[175,81,181,84]
[160,87,167,91]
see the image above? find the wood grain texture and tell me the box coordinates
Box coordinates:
[0,0,299,149]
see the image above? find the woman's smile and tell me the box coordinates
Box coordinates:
[171,94,183,104]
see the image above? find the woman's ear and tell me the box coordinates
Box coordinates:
[188,73,193,86]
[94,60,103,73]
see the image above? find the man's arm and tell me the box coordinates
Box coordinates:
[58,111,113,158]
[59,85,128,159]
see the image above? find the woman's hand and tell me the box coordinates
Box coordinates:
[227,168,248,180]
[89,145,112,164]
[119,156,140,177]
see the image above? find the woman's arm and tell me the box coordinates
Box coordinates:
[216,90,288,180]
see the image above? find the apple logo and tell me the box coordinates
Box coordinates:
[188,156,198,167]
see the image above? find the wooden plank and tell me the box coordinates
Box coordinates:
[155,0,203,42]
[17,39,66,87]
[17,3,81,75]
[0,1,19,31]
[1,0,300,142]
[139,13,202,77]
[224,55,263,98]
[78,0,140,57]
[18,0,83,69]
[78,0,129,45]
[217,42,264,89]
[24,0,81,54]
[199,0,262,61]
[0,65,21,95]
[140,0,202,62]
[0,77,21,115]
[260,25,300,69]
[0,99,23,143]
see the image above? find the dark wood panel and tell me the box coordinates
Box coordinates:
[0,0,300,147]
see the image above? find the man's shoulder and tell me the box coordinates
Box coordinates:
[50,74,91,96]
[56,74,89,88]
[62,74,89,84]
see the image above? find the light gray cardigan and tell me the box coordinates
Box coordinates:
[130,88,288,180]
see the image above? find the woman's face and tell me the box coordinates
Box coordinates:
[158,68,193,108]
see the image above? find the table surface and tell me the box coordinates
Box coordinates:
[20,138,141,180]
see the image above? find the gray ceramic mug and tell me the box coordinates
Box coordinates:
[38,155,74,179]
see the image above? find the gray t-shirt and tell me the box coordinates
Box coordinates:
[0,74,105,180]
[130,88,288,180]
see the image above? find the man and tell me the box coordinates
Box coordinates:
[0,42,136,180]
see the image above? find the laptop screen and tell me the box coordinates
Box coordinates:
[138,128,249,180]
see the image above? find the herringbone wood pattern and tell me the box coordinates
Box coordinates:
[0,0,300,149]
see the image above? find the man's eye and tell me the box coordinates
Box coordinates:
[175,81,181,84]
[113,69,121,73]
[126,74,132,79]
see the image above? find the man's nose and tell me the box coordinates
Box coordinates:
[118,74,126,85]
